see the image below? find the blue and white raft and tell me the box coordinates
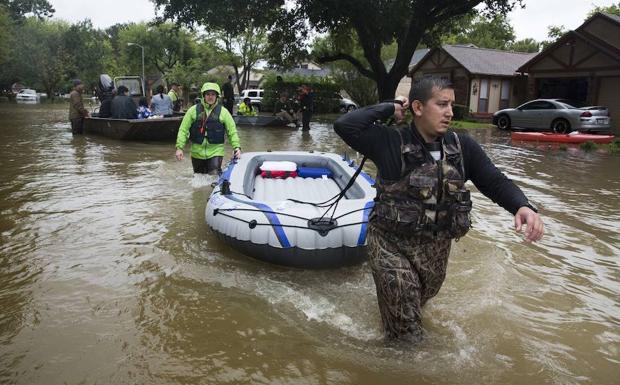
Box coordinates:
[206,151,376,268]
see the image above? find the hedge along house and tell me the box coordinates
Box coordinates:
[517,12,620,131]
[408,45,537,119]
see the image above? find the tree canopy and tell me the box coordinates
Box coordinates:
[153,0,524,100]
[0,0,53,19]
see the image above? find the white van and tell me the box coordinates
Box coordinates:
[236,89,264,111]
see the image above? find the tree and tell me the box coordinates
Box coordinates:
[443,13,516,50]
[152,0,524,100]
[5,18,72,96]
[62,20,114,88]
[588,1,620,17]
[0,0,53,19]
[540,25,567,50]
[0,6,13,68]
[116,22,196,87]
[508,38,539,53]
[312,34,381,106]
[216,27,268,92]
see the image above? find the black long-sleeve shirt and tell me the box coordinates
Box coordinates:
[334,103,530,215]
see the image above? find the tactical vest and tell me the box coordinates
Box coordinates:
[371,129,472,241]
[189,103,225,144]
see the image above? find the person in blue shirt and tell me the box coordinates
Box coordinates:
[137,97,152,119]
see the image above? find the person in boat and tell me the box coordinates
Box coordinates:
[137,97,152,119]
[68,79,89,135]
[110,85,137,119]
[237,97,257,116]
[334,77,544,343]
[168,82,182,112]
[96,74,114,118]
[175,82,241,175]
[274,92,298,126]
[150,85,173,116]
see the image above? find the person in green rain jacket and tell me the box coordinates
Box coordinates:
[175,82,241,174]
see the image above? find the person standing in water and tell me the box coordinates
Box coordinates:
[175,82,241,175]
[68,79,89,135]
[334,77,544,342]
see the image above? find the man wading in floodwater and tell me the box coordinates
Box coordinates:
[334,77,544,342]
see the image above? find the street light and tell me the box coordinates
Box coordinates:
[127,42,145,95]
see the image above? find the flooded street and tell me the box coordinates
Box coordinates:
[0,102,618,385]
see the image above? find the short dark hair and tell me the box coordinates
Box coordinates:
[156,85,164,95]
[409,77,453,106]
[117,85,129,95]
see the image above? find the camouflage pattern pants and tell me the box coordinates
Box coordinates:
[367,224,452,342]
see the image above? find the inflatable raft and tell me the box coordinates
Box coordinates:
[511,131,615,144]
[206,151,376,268]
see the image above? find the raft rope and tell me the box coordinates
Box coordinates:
[212,156,371,234]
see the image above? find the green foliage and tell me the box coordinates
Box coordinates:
[541,25,567,50]
[167,39,227,90]
[62,20,112,88]
[558,144,568,151]
[116,22,197,84]
[443,14,516,50]
[509,38,540,53]
[216,27,269,92]
[154,0,524,100]
[588,1,620,17]
[452,104,470,121]
[261,73,340,113]
[2,17,71,96]
[579,141,597,152]
[312,33,377,106]
[0,6,13,67]
[0,0,53,19]
[606,139,620,154]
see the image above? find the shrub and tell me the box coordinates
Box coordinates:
[260,73,340,113]
[579,141,597,152]
[452,104,470,121]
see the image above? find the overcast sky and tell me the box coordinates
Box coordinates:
[47,0,617,42]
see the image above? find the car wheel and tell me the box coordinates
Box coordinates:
[497,114,511,130]
[551,118,571,134]
[346,105,357,112]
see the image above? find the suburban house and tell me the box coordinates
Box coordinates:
[206,65,264,90]
[517,12,620,128]
[408,45,537,118]
[280,62,332,78]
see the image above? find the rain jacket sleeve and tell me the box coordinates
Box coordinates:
[175,105,196,150]
[220,106,240,149]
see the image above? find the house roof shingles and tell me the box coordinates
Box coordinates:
[442,45,538,76]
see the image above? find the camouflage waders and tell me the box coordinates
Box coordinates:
[367,224,452,342]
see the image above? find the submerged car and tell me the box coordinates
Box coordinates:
[335,93,358,112]
[15,88,40,103]
[493,99,611,133]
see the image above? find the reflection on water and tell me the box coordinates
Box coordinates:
[0,103,619,385]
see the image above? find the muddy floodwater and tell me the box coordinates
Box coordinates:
[1,103,618,385]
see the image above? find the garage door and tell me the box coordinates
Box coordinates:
[598,77,620,133]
